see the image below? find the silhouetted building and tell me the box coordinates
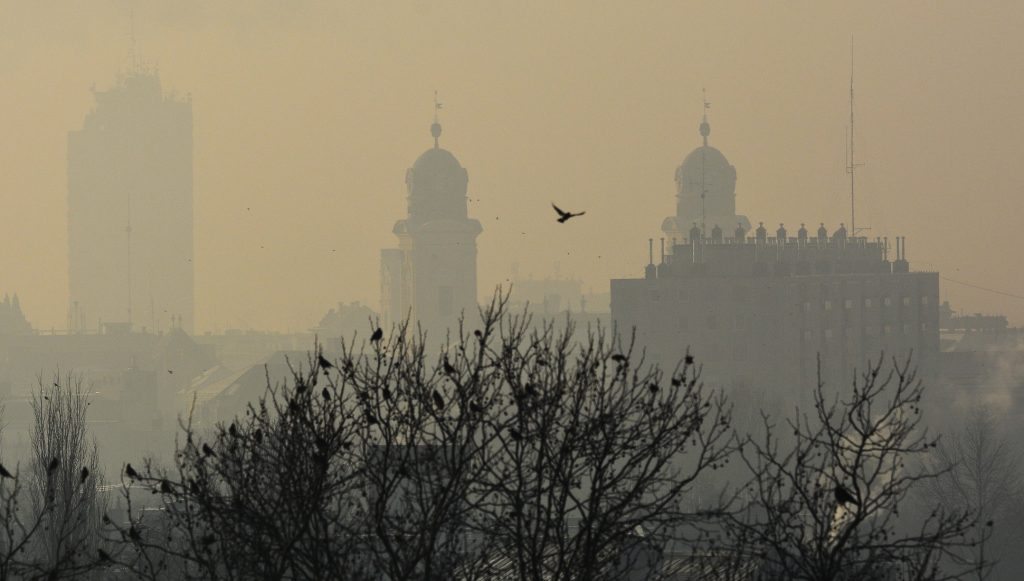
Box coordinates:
[661,104,750,244]
[612,233,939,393]
[68,68,194,334]
[381,118,482,334]
[0,294,31,335]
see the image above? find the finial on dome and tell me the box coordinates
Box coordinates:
[700,88,711,146]
[432,90,444,148]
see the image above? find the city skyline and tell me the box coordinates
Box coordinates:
[0,2,1021,332]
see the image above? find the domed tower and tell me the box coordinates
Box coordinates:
[661,97,749,243]
[381,116,483,334]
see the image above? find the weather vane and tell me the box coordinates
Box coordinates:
[433,90,443,122]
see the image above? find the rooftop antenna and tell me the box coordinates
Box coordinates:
[847,37,867,236]
[700,88,711,237]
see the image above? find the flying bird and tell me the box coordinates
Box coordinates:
[552,203,585,223]
[370,328,384,343]
[834,484,859,507]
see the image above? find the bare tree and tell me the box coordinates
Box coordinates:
[717,357,983,581]
[109,293,737,581]
[466,307,736,581]
[919,405,1024,580]
[25,373,106,579]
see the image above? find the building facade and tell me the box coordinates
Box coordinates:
[381,120,482,335]
[68,69,194,334]
[612,233,939,394]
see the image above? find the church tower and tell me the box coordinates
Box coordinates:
[662,96,749,243]
[381,113,483,336]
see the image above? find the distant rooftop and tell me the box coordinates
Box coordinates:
[642,222,915,279]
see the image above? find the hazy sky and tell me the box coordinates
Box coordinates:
[1,1,1023,331]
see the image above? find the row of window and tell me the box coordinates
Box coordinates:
[805,322,928,340]
[649,288,933,309]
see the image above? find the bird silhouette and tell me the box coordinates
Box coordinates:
[254,429,263,444]
[0,464,12,479]
[228,423,238,438]
[381,386,392,401]
[322,387,331,401]
[47,458,60,473]
[834,484,859,506]
[80,466,89,483]
[469,401,484,414]
[318,354,334,370]
[202,443,216,458]
[552,203,585,223]
[509,427,523,441]
[648,383,659,394]
[684,354,695,365]
[160,479,172,494]
[443,357,457,376]
[611,354,628,364]
[370,328,384,343]
[432,390,445,410]
[125,463,139,479]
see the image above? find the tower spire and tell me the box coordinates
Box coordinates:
[431,90,443,148]
[700,88,711,147]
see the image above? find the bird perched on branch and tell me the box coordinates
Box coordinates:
[80,467,89,483]
[317,354,334,371]
[124,463,139,479]
[552,203,585,223]
[202,443,216,458]
[370,328,384,343]
[835,484,859,506]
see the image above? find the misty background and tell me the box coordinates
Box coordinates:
[0,0,1021,332]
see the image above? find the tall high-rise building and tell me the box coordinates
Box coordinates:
[68,69,194,333]
[381,119,482,335]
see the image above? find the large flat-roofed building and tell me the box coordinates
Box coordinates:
[611,230,939,393]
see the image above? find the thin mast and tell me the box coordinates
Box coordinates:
[846,37,865,235]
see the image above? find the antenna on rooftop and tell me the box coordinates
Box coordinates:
[847,36,868,236]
